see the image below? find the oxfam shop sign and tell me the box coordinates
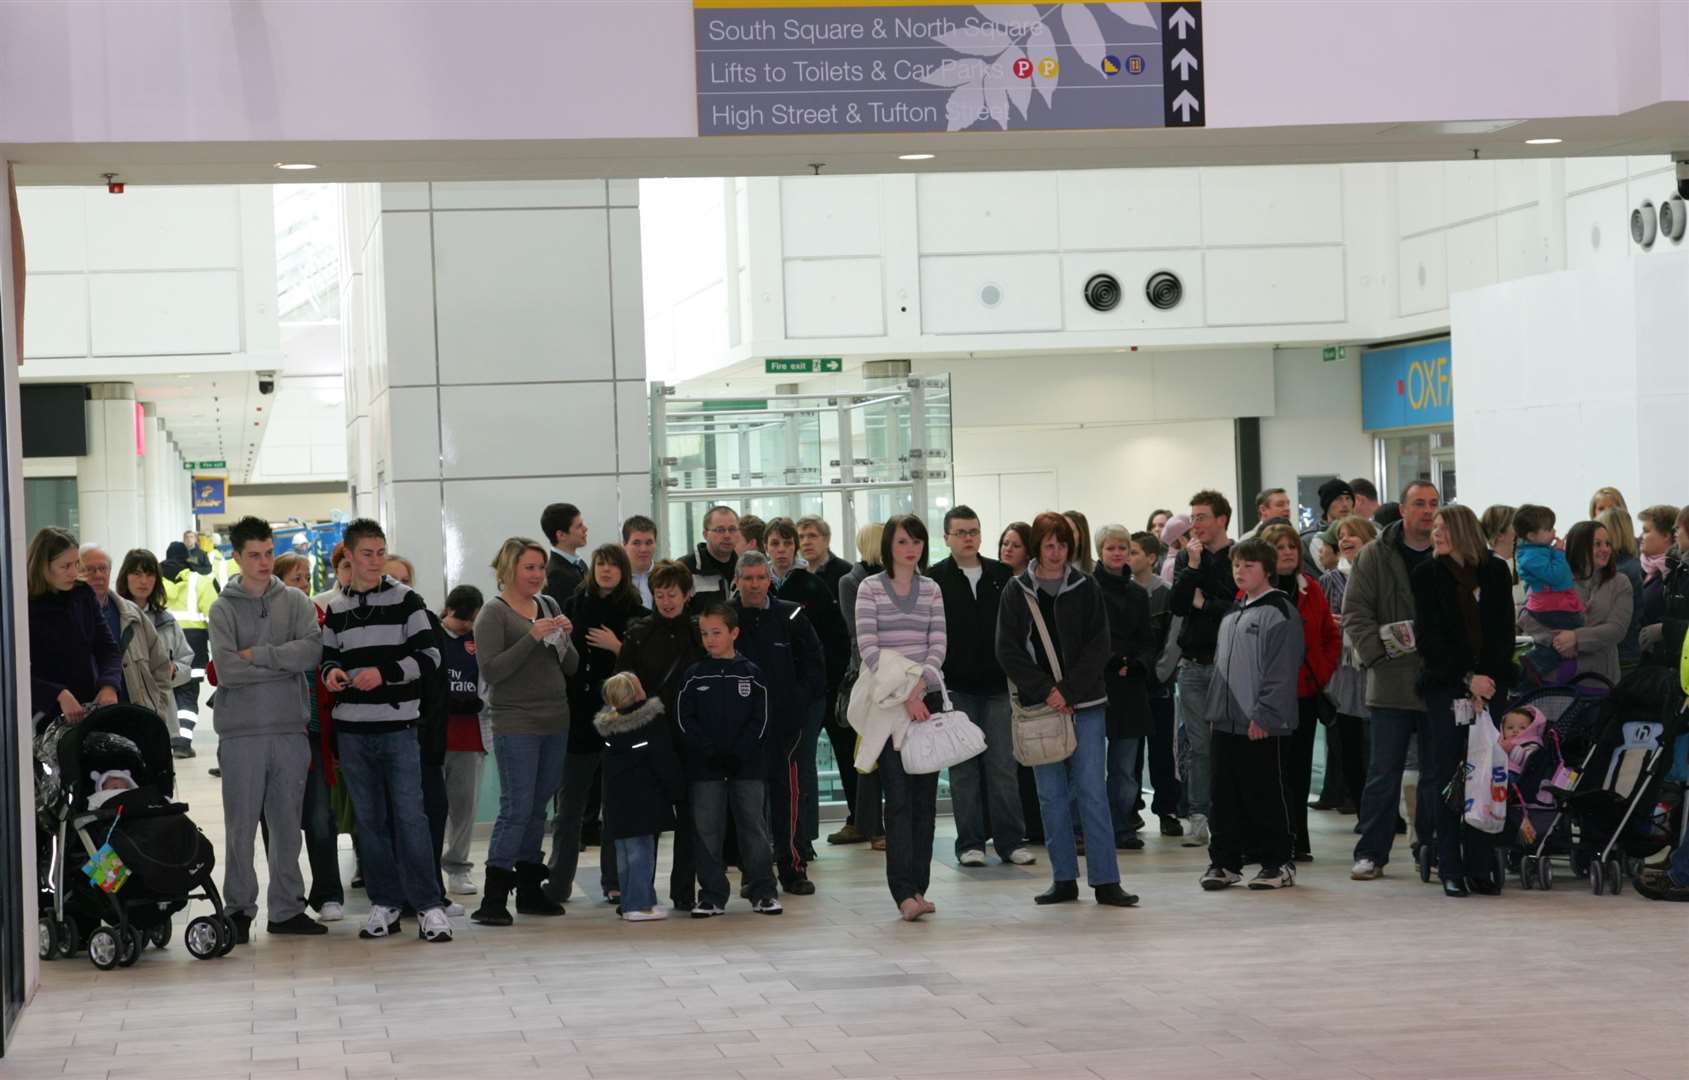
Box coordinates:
[694,1,1206,135]
[1361,340,1453,432]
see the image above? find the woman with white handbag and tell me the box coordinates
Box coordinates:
[853,514,947,922]
[1410,505,1517,898]
[997,513,1139,909]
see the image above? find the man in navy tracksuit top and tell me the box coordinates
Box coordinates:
[320,519,451,943]
[677,603,780,917]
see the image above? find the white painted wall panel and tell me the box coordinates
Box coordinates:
[432,208,613,384]
[919,254,1063,334]
[1445,217,1498,297]
[84,186,240,270]
[1204,247,1345,325]
[16,188,87,272]
[1056,168,1202,250]
[439,381,617,479]
[1201,165,1343,246]
[1258,348,1373,495]
[1564,185,1628,271]
[917,173,1060,255]
[22,274,88,358]
[1443,161,1498,223]
[89,271,240,354]
[1395,162,1447,237]
[1565,157,1629,194]
[781,176,882,258]
[1396,232,1448,316]
[430,180,608,210]
[1496,206,1551,281]
[377,212,437,388]
[783,258,885,338]
[1493,160,1542,211]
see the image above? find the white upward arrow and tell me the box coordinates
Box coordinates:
[1168,6,1196,39]
[1171,90,1200,121]
[1170,48,1198,79]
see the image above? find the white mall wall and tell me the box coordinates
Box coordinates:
[340,181,651,606]
[1452,251,1689,527]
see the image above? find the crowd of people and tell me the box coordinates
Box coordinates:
[24,476,1689,944]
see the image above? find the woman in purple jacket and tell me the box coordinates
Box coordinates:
[27,528,121,728]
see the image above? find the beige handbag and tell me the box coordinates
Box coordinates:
[1009,589,1078,766]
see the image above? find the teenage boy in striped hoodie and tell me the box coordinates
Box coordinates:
[321,519,453,943]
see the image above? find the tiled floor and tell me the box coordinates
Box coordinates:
[6,734,1685,1080]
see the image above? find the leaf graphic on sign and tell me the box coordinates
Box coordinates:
[937,23,1013,56]
[917,59,983,87]
[975,3,1041,24]
[1104,2,1157,29]
[1027,23,1059,106]
[1060,4,1108,72]
[946,81,986,132]
[985,46,1031,122]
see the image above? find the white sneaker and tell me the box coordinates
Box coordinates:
[444,901,466,918]
[417,906,454,943]
[1351,858,1382,880]
[358,905,402,939]
[958,849,987,867]
[447,872,477,895]
[623,906,670,922]
[1181,814,1210,848]
[1007,847,1037,866]
[316,902,344,923]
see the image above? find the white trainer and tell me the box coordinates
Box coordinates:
[623,906,670,922]
[447,872,478,895]
[418,906,454,943]
[1181,814,1210,848]
[1351,858,1382,880]
[316,901,344,923]
[444,901,466,918]
[958,849,987,867]
[358,905,402,939]
[1006,848,1037,866]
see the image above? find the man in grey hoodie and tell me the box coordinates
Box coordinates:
[208,515,326,943]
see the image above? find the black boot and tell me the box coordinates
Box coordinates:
[471,866,516,926]
[515,862,565,917]
[1034,880,1080,905]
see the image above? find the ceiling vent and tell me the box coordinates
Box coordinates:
[1145,270,1183,310]
[1082,273,1121,312]
[1659,194,1686,243]
[1632,200,1658,248]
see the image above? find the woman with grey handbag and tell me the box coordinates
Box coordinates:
[996,512,1138,908]
[853,514,946,922]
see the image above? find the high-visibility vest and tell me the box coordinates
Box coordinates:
[162,569,214,630]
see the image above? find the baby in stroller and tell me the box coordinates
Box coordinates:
[36,703,236,968]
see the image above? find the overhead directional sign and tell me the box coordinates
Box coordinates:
[695,1,1205,136]
[182,460,227,471]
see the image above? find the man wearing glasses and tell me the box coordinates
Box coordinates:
[683,505,741,607]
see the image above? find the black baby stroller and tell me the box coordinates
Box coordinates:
[1519,667,1686,896]
[1498,673,1614,890]
[34,703,236,968]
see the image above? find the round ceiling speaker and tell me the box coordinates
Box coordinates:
[1632,200,1657,248]
[1145,270,1183,310]
[1083,272,1121,312]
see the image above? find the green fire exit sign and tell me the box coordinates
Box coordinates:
[1322,346,1348,362]
[765,357,842,375]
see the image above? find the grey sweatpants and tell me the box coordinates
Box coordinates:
[442,751,484,876]
[218,732,309,922]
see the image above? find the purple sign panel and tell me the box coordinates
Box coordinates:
[694,2,1205,135]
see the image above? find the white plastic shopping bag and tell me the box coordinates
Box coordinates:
[1462,706,1508,834]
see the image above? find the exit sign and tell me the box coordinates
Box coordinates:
[765,357,842,375]
[1322,346,1348,362]
[183,460,227,471]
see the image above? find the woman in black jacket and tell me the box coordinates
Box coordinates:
[1093,524,1157,850]
[996,513,1136,908]
[27,528,121,727]
[1411,505,1516,898]
[548,544,650,903]
[616,559,705,910]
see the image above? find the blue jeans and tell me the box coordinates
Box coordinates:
[1107,736,1144,840]
[615,835,658,912]
[947,690,1024,858]
[1353,706,1430,867]
[1033,706,1120,887]
[1176,662,1215,817]
[488,732,567,871]
[691,779,775,907]
[337,730,443,912]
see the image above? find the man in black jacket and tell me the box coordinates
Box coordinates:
[731,552,825,895]
[930,506,1034,867]
[541,502,588,609]
[1168,489,1236,850]
[796,515,860,843]
[682,505,741,607]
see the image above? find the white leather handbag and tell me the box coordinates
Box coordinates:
[899,675,987,775]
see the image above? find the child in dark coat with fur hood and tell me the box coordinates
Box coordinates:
[596,672,686,921]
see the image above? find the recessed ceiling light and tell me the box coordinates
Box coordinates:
[274,162,318,171]
[1525,137,1563,146]
[898,153,935,161]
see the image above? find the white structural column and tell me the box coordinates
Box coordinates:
[77,383,144,555]
[341,181,651,605]
[138,405,190,555]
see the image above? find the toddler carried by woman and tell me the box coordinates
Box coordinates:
[1514,505,1584,683]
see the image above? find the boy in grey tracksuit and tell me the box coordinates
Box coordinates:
[1199,538,1304,892]
[207,517,325,941]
